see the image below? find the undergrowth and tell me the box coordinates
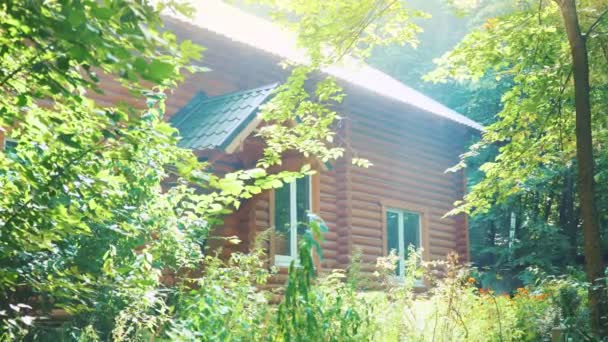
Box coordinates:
[6,229,594,341]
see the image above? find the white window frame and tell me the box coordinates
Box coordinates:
[274,176,312,267]
[386,208,423,278]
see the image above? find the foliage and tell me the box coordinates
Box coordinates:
[0,0,347,339]
[165,223,379,342]
[3,0,604,339]
[0,0,420,338]
[367,251,590,341]
[256,68,346,168]
[428,0,608,222]
[164,237,589,342]
[249,0,428,170]
[254,0,425,65]
[367,0,512,126]
[365,1,529,290]
[264,0,608,335]
[0,0,206,338]
[420,0,608,297]
[167,244,274,341]
[275,216,376,342]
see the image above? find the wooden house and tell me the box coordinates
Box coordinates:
[1,2,482,284]
[156,2,482,282]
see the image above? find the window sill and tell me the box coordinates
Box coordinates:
[274,255,300,268]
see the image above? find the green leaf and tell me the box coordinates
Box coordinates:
[147,60,175,83]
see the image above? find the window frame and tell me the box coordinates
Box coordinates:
[381,200,430,286]
[385,208,423,277]
[273,175,313,267]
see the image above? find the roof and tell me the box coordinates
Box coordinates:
[166,0,483,131]
[170,83,279,151]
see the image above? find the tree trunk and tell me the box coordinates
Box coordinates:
[557,0,607,335]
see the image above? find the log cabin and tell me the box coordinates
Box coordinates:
[1,1,482,285]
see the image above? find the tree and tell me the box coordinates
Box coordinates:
[427,0,608,335]
[0,0,237,338]
[0,0,344,338]
[555,0,607,334]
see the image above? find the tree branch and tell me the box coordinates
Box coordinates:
[330,0,400,62]
[586,8,608,37]
[0,53,42,88]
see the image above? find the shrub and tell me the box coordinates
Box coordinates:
[275,219,376,341]
[167,246,274,341]
[366,251,560,341]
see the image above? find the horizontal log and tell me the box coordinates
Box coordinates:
[347,92,468,134]
[319,203,339,212]
[321,190,337,198]
[352,138,458,165]
[351,235,382,248]
[351,226,383,239]
[256,201,270,210]
[429,229,457,241]
[349,151,462,185]
[321,240,338,250]
[427,222,459,234]
[429,238,456,250]
[351,216,382,230]
[323,231,338,241]
[256,209,269,218]
[350,199,383,212]
[321,175,337,183]
[351,244,382,256]
[349,208,382,221]
[350,184,455,213]
[350,125,462,163]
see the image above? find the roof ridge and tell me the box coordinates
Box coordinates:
[197,82,279,105]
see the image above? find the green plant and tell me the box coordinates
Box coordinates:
[274,216,376,341]
[364,251,565,341]
[167,245,274,341]
[428,0,608,332]
[0,1,347,339]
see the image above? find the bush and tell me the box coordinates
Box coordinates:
[359,251,564,341]
[5,229,593,341]
[167,247,274,341]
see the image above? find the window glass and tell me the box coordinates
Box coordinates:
[274,182,291,256]
[386,211,399,254]
[386,211,400,275]
[295,176,310,236]
[3,139,17,153]
[403,212,420,257]
[385,209,422,277]
[274,176,311,263]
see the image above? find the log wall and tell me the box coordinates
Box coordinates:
[340,85,471,277]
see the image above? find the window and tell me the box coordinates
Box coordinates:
[3,139,17,152]
[386,209,421,276]
[274,176,311,266]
